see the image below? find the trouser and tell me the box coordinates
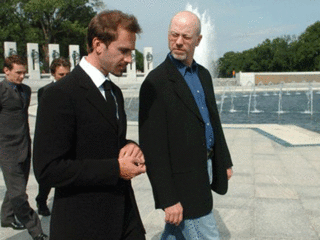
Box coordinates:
[36,184,51,205]
[121,185,146,240]
[0,158,43,238]
[161,211,220,240]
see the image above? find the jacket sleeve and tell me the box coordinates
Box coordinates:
[33,85,120,189]
[139,78,180,210]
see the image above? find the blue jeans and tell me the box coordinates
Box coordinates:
[161,159,220,240]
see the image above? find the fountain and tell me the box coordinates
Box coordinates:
[248,84,263,115]
[186,3,215,77]
[275,83,285,116]
[219,87,228,115]
[229,85,238,113]
[303,82,314,115]
[127,4,320,134]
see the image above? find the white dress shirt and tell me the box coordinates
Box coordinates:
[79,57,119,119]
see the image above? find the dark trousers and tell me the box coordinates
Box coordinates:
[36,184,51,205]
[121,188,145,240]
[0,158,43,238]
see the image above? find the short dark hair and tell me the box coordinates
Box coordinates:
[87,10,142,53]
[50,57,71,74]
[3,55,27,70]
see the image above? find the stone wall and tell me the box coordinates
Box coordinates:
[255,72,320,85]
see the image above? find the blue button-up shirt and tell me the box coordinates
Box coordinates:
[169,53,214,150]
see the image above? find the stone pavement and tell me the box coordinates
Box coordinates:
[1,91,320,239]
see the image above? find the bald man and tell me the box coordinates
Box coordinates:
[139,11,233,239]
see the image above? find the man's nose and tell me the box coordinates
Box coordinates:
[124,53,132,63]
[176,36,184,45]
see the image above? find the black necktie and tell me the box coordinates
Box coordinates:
[15,85,25,106]
[102,80,117,120]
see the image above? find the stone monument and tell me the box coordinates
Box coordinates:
[27,43,41,79]
[4,42,18,58]
[126,50,137,80]
[48,44,60,66]
[69,45,80,70]
[143,47,153,74]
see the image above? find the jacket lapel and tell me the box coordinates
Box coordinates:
[165,57,203,122]
[2,79,24,108]
[111,83,127,141]
[76,66,118,131]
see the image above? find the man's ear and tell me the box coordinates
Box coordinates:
[196,34,202,47]
[92,37,105,54]
[3,67,10,76]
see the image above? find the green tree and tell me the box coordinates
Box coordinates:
[24,0,104,70]
[269,37,292,71]
[216,21,320,76]
[217,51,241,77]
[293,21,320,71]
[0,0,105,72]
[135,49,144,72]
[0,0,32,69]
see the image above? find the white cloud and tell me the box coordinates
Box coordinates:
[232,24,300,41]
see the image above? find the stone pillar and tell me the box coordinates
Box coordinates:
[4,42,18,58]
[126,50,137,80]
[143,47,153,74]
[49,44,60,66]
[69,45,80,70]
[27,43,41,80]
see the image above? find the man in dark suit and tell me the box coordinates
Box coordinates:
[0,55,47,240]
[139,11,233,239]
[33,10,146,240]
[37,57,71,101]
[35,57,70,216]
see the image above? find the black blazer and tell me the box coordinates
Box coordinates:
[139,56,233,219]
[37,81,54,102]
[33,66,144,240]
[0,79,31,163]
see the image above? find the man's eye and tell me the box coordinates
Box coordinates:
[121,49,130,54]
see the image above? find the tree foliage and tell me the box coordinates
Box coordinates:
[217,21,320,77]
[0,0,104,71]
[1,0,145,73]
[135,49,144,72]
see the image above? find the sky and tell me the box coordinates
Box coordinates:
[103,0,320,67]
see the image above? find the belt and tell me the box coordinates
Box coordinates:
[207,148,214,159]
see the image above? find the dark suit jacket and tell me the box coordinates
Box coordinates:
[0,79,31,163]
[37,81,54,102]
[33,66,144,240]
[139,56,233,219]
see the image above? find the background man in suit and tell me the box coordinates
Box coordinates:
[35,57,71,216]
[37,57,71,101]
[139,11,233,239]
[33,10,146,240]
[0,55,47,240]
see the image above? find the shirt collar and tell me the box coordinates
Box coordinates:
[168,53,198,76]
[6,79,18,90]
[79,56,110,89]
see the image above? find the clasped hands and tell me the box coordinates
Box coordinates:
[118,142,146,180]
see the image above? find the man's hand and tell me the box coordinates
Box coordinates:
[227,167,233,180]
[164,202,183,226]
[118,156,146,180]
[118,143,146,180]
[119,142,144,160]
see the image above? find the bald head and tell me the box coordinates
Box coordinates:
[169,11,201,36]
[168,11,202,66]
